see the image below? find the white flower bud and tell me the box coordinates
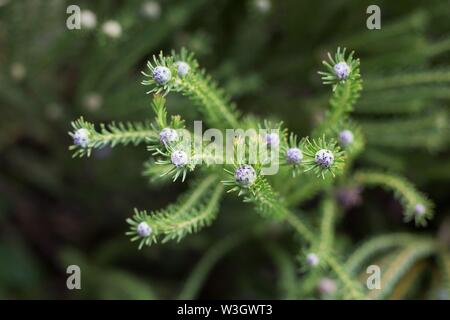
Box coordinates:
[159,128,178,144]
[415,203,426,216]
[175,61,190,77]
[137,221,152,237]
[80,10,97,29]
[102,20,122,38]
[83,92,103,111]
[339,129,354,147]
[73,128,90,148]
[153,66,172,85]
[171,150,188,167]
[265,132,280,147]
[235,165,257,187]
[334,62,350,80]
[315,149,334,168]
[141,1,161,20]
[10,62,26,81]
[306,253,320,266]
[286,148,303,164]
[318,278,337,295]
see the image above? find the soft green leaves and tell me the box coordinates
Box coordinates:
[142,48,240,128]
[69,117,157,158]
[353,171,434,226]
[126,174,223,249]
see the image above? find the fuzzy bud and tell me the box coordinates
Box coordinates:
[336,187,362,209]
[141,1,161,20]
[339,129,354,147]
[315,149,334,168]
[415,203,426,216]
[286,148,303,164]
[318,278,337,295]
[80,10,97,29]
[306,253,320,266]
[175,61,190,77]
[153,66,172,85]
[73,128,90,148]
[334,62,350,80]
[265,132,280,147]
[171,150,188,167]
[83,92,103,111]
[159,128,178,144]
[10,62,26,81]
[137,221,152,237]
[254,0,271,13]
[235,165,257,187]
[102,20,122,38]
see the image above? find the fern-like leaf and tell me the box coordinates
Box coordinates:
[126,174,223,248]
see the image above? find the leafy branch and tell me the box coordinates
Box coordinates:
[126,174,223,249]
[353,170,434,226]
[69,117,157,158]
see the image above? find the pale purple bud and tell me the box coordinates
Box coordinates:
[286,148,303,164]
[265,133,280,147]
[318,278,337,295]
[137,221,152,237]
[153,66,172,85]
[306,253,320,266]
[334,62,350,80]
[175,61,190,77]
[315,149,334,168]
[171,150,188,167]
[73,128,90,148]
[159,128,178,144]
[339,129,354,147]
[235,165,257,187]
[415,203,426,216]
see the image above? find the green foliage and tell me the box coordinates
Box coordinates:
[353,171,434,226]
[69,45,442,300]
[69,117,156,158]
[127,174,223,249]
[316,47,362,136]
[142,48,241,128]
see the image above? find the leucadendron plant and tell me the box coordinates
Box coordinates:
[69,48,439,300]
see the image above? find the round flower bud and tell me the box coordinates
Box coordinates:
[315,149,334,168]
[339,129,354,147]
[153,66,172,85]
[336,187,362,209]
[83,92,103,111]
[80,10,97,29]
[141,1,161,20]
[102,20,122,38]
[265,133,280,147]
[73,128,90,148]
[159,128,178,144]
[171,150,188,167]
[318,278,337,295]
[235,165,257,187]
[415,203,426,216]
[306,253,320,267]
[334,61,350,80]
[286,148,303,164]
[137,221,152,237]
[254,0,271,13]
[175,61,190,77]
[10,62,26,81]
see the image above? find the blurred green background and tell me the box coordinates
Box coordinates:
[0,0,449,299]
